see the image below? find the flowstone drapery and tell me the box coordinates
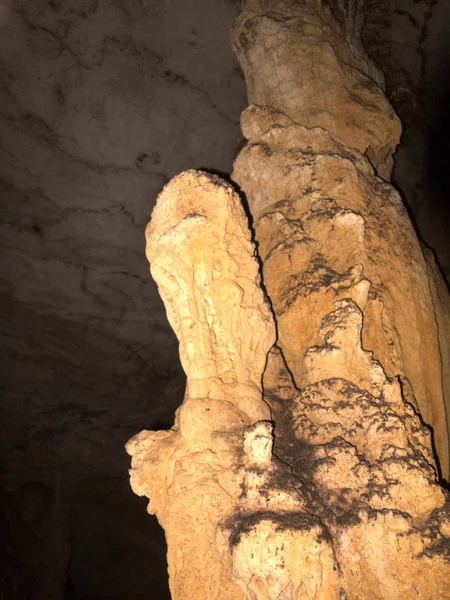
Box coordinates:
[127,1,450,598]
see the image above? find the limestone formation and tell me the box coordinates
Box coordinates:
[127,0,450,598]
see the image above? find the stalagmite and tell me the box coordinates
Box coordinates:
[127,1,450,598]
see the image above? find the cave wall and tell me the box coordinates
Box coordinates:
[1,1,245,596]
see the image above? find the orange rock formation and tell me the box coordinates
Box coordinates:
[127,1,450,598]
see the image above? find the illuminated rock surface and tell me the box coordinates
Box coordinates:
[1,0,449,597]
[128,1,450,598]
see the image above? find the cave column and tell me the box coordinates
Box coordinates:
[127,1,450,598]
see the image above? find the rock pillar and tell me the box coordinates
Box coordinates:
[127,1,450,598]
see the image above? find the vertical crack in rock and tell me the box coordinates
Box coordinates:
[127,1,450,598]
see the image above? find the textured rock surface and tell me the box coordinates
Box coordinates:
[145,170,275,420]
[0,1,245,596]
[128,1,450,598]
[1,0,450,597]
[231,0,450,478]
[233,103,450,477]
